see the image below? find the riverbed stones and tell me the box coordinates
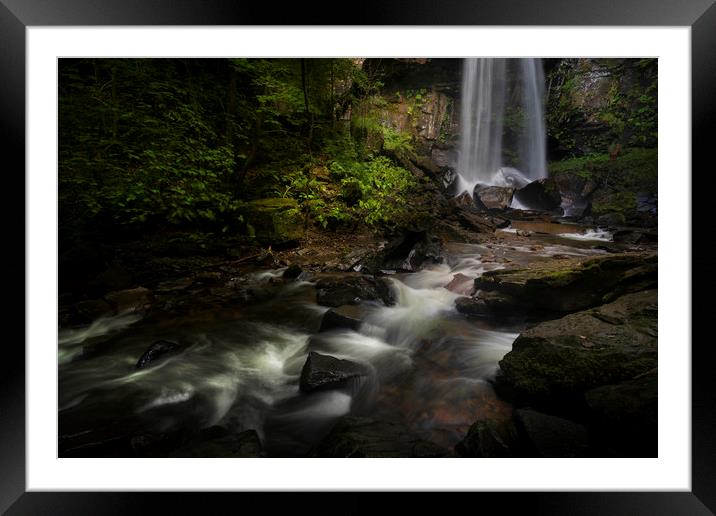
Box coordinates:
[315,275,395,307]
[299,351,368,392]
[494,290,657,412]
[311,416,452,457]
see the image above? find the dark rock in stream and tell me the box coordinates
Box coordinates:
[299,351,368,392]
[514,409,592,458]
[316,275,395,307]
[283,264,303,279]
[319,309,362,332]
[514,178,563,212]
[311,417,453,457]
[136,339,186,369]
[495,290,658,414]
[454,296,491,316]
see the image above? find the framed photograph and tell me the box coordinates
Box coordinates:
[3,0,713,513]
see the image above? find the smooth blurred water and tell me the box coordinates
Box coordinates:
[62,242,606,455]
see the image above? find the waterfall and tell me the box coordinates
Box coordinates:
[455,58,547,195]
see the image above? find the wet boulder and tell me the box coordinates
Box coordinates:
[311,417,453,457]
[283,264,303,279]
[136,339,186,369]
[514,178,562,212]
[495,290,658,412]
[104,286,153,314]
[299,351,368,392]
[315,275,395,307]
[319,309,362,332]
[366,230,443,272]
[473,185,515,211]
[444,273,475,296]
[514,409,592,458]
[454,296,491,316]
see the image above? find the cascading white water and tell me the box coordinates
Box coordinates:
[455,58,547,195]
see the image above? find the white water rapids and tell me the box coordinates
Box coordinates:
[58,241,605,455]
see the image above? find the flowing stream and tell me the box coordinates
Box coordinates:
[59,238,607,456]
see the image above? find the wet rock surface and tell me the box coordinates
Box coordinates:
[472,251,656,313]
[315,275,396,307]
[494,289,658,412]
[473,185,515,211]
[319,309,362,332]
[311,417,453,457]
[299,352,368,392]
[514,178,563,212]
[136,339,187,369]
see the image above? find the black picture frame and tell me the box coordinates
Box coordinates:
[2,1,712,513]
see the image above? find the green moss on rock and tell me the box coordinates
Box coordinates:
[242,198,303,246]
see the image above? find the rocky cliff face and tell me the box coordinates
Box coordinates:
[362,58,657,170]
[544,58,657,159]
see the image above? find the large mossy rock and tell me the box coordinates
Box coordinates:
[471,251,656,314]
[310,416,452,457]
[243,198,303,246]
[494,289,657,412]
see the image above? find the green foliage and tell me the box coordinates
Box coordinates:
[330,155,417,226]
[381,125,414,155]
